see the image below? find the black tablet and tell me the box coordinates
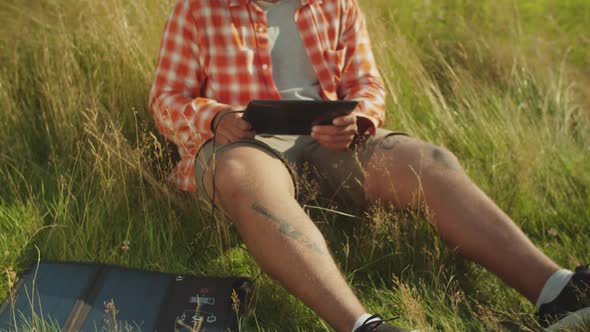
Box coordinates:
[242,99,358,135]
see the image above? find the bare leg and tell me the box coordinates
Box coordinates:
[203,145,365,331]
[364,135,559,303]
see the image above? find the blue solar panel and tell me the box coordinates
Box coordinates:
[0,263,98,330]
[0,262,250,332]
[80,268,169,331]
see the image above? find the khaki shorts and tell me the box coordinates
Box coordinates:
[194,128,407,209]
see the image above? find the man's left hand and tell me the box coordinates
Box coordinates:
[311,114,358,151]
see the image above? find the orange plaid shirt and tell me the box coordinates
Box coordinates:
[149,0,386,192]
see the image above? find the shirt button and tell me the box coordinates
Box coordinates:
[257,26,264,33]
[262,64,269,70]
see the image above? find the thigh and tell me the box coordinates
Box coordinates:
[364,134,462,207]
[195,139,297,204]
[299,128,408,209]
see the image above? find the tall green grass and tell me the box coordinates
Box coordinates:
[1,0,588,330]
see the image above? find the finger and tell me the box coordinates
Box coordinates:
[235,118,252,131]
[331,114,357,126]
[225,123,245,139]
[313,134,354,142]
[221,128,239,143]
[316,139,350,151]
[312,124,357,137]
[214,130,231,144]
[227,125,253,141]
[312,125,339,136]
[222,125,247,143]
[339,123,358,136]
[221,121,255,141]
[238,130,256,139]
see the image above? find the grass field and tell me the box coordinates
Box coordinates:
[0,0,589,330]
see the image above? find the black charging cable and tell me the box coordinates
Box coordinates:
[210,110,246,225]
[210,109,266,285]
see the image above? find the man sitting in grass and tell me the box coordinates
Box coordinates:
[149,0,590,331]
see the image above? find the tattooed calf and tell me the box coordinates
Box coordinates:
[251,202,327,256]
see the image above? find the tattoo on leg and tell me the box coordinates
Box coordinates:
[251,202,327,256]
[431,146,462,171]
[378,135,408,151]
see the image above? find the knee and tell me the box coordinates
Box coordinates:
[372,137,462,175]
[399,143,462,174]
[427,144,462,172]
[366,138,463,206]
[210,153,255,201]
[204,147,295,201]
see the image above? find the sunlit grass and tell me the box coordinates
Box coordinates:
[0,0,588,330]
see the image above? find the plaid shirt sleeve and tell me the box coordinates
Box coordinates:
[338,0,386,135]
[148,0,229,151]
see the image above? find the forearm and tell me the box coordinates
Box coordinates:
[340,77,386,135]
[337,1,386,135]
[149,91,229,149]
[148,0,233,149]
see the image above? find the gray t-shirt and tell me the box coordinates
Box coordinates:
[256,0,322,100]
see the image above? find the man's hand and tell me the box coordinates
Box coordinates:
[311,114,358,151]
[212,108,255,144]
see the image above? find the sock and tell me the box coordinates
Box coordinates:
[536,269,574,309]
[352,313,381,332]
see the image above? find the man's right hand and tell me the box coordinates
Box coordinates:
[211,108,255,144]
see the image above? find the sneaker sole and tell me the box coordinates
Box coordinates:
[545,307,590,331]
